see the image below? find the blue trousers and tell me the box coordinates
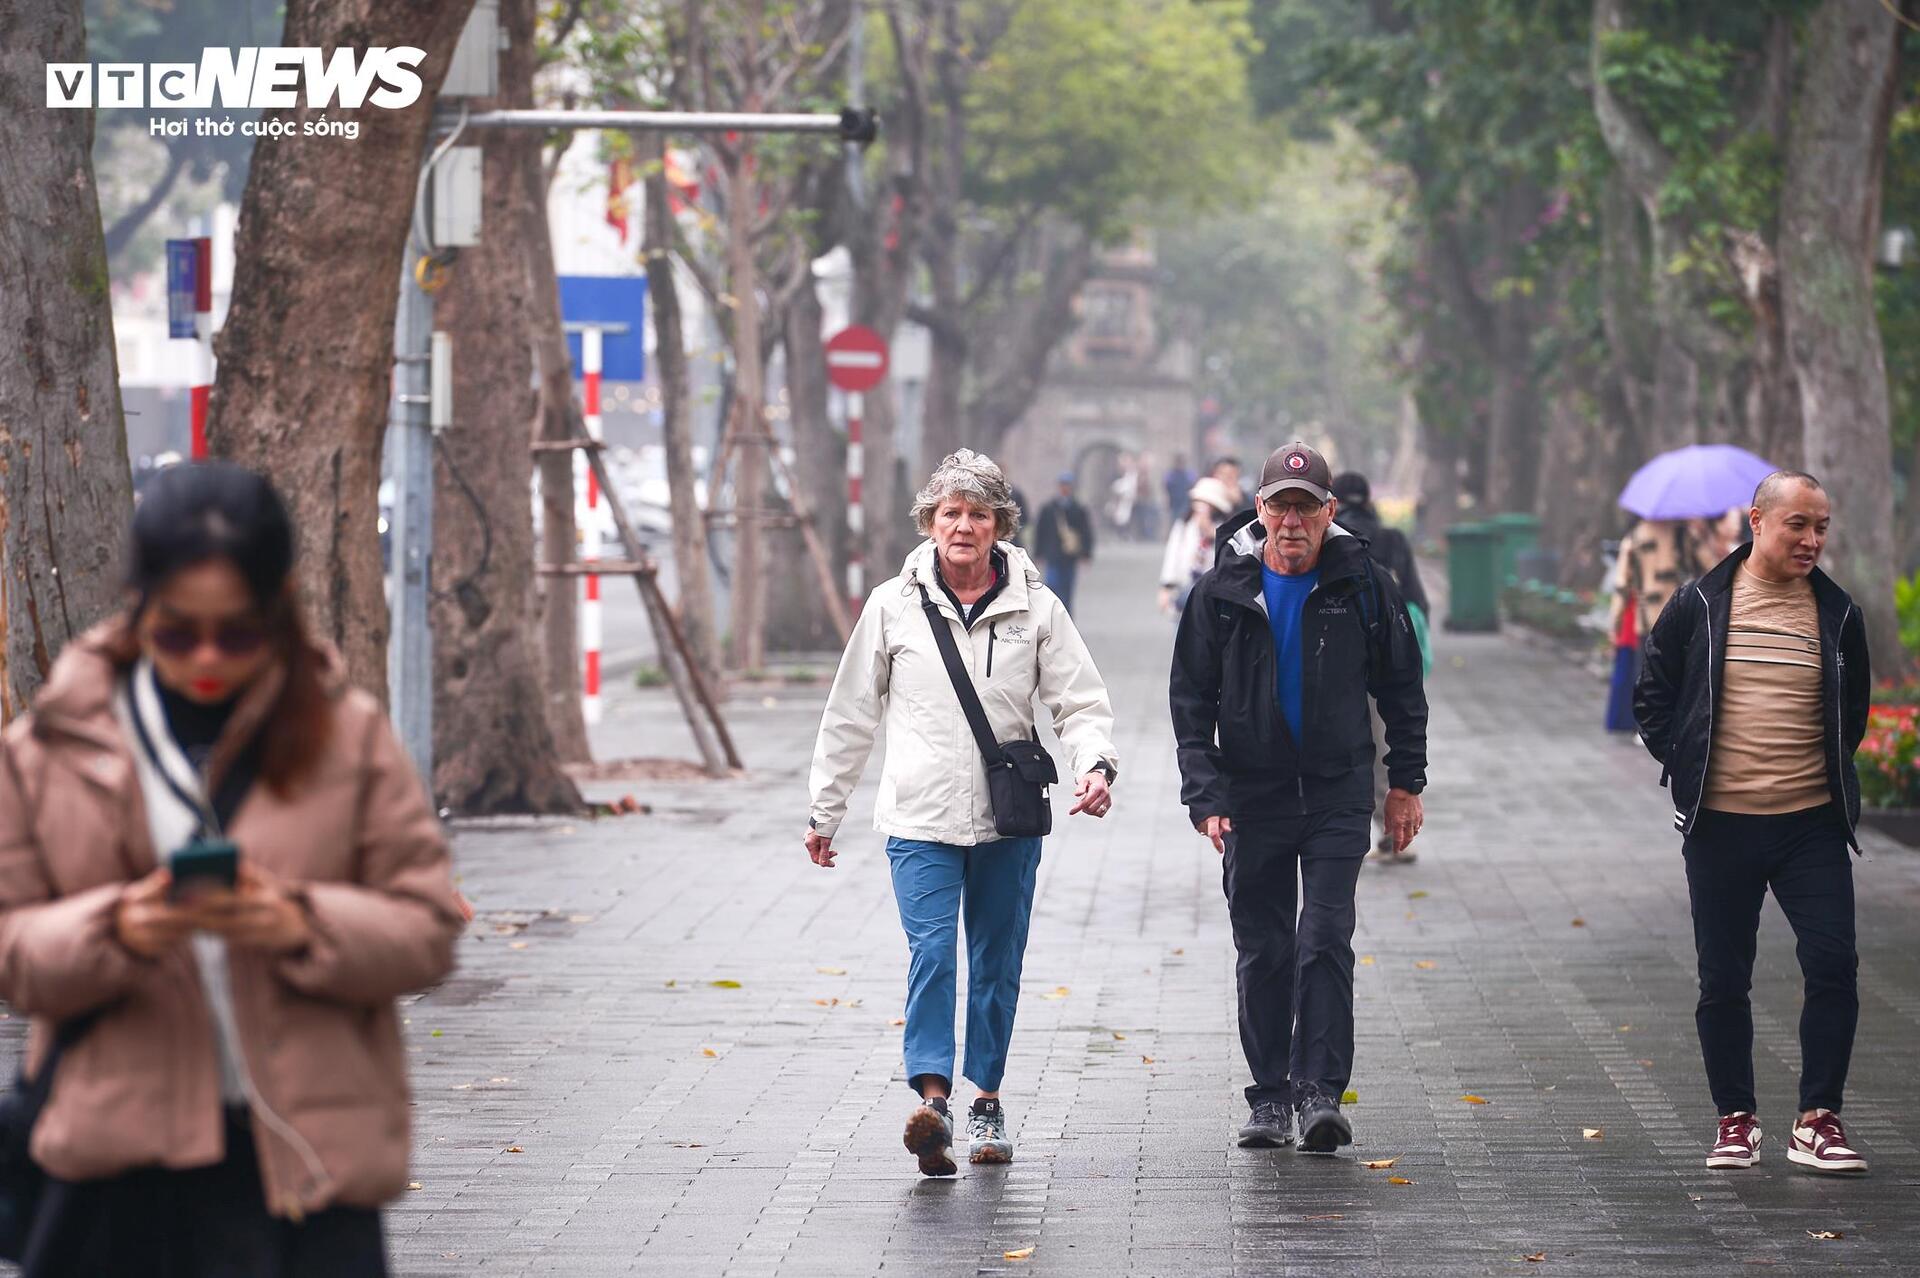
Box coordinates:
[1043,559,1079,613]
[886,836,1043,1094]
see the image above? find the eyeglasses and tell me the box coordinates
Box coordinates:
[149,619,270,658]
[1262,495,1327,520]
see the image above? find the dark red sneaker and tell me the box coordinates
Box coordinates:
[1706,1112,1760,1169]
[1789,1110,1867,1175]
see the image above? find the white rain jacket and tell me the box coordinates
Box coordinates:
[808,540,1119,846]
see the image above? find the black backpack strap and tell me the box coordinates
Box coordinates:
[917,585,1004,767]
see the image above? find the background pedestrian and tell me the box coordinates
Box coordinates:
[1033,471,1097,612]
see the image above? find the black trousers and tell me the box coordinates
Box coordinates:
[23,1110,387,1278]
[1682,805,1858,1117]
[1221,804,1371,1106]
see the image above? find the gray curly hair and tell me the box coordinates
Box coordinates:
[910,449,1021,540]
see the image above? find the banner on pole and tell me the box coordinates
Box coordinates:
[166,239,198,338]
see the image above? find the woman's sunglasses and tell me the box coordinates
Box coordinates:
[149,619,270,658]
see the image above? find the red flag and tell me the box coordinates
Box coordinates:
[607,157,634,243]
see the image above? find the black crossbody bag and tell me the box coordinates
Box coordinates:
[917,586,1058,838]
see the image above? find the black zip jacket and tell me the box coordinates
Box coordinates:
[1170,511,1429,826]
[1632,543,1870,849]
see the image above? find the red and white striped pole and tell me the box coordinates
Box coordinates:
[846,391,864,614]
[581,327,604,725]
[190,235,213,459]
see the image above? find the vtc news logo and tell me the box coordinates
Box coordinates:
[45,47,426,110]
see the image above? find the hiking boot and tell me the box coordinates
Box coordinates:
[1789,1110,1867,1175]
[1707,1112,1761,1169]
[1295,1085,1353,1154]
[904,1097,956,1177]
[1237,1099,1294,1149]
[968,1098,1014,1164]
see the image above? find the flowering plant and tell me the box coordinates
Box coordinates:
[1859,701,1920,809]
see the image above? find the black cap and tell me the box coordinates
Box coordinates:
[1258,442,1333,505]
[1331,471,1371,505]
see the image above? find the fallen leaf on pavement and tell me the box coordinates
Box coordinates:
[1415,960,1438,970]
[710,979,743,989]
[1359,955,1375,966]
[889,1018,906,1026]
[1461,1094,1490,1105]
[430,1029,443,1038]
[1004,1247,1035,1260]
[1303,1213,1345,1221]
[1524,1253,1547,1263]
[568,914,594,923]
[1387,1176,1413,1186]
[813,999,832,1006]
[1571,918,1586,927]
[1637,1059,1655,1068]
[1617,1024,1633,1032]
[1807,1231,1843,1241]
[1408,890,1429,899]
[1141,1055,1155,1064]
[1041,986,1071,999]
[817,966,848,975]
[1342,1090,1360,1105]
[1361,1158,1398,1169]
[1112,1031,1127,1041]
[508,941,529,950]
[664,979,677,988]
[1171,948,1185,956]
[1583,1128,1603,1140]
[505,1146,524,1154]
[701,1048,718,1058]
[408,1181,423,1190]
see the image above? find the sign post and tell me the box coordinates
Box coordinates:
[824,325,889,614]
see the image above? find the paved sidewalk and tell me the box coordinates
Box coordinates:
[9,542,1918,1276]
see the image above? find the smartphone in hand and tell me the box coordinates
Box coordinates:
[167,837,239,901]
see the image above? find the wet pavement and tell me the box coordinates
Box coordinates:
[12,542,1920,1275]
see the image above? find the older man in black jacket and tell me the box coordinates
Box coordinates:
[1170,442,1429,1156]
[1635,470,1872,1177]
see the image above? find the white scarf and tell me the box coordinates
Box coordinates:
[115,658,246,1102]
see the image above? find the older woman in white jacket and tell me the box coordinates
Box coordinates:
[805,450,1118,1178]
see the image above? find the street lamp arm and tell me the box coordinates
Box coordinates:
[445,106,880,146]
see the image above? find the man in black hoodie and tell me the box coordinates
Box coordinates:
[1170,443,1429,1156]
[1331,472,1431,863]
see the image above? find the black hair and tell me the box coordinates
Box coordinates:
[128,461,295,608]
[122,461,330,794]
[1331,471,1372,506]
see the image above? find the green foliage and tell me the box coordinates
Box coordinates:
[966,0,1263,238]
[1896,567,1920,662]
[1157,136,1400,449]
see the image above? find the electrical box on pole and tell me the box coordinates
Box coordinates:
[442,0,502,98]
[431,147,484,247]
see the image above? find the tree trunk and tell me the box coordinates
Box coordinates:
[766,274,847,654]
[644,140,721,684]
[1779,0,1904,666]
[722,141,771,673]
[428,0,584,815]
[209,0,478,700]
[965,224,1096,460]
[0,0,135,720]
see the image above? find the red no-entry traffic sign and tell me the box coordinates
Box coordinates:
[825,325,889,393]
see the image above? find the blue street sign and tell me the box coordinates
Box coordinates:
[558,274,649,382]
[166,240,197,339]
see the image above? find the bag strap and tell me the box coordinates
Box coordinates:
[916,585,1004,767]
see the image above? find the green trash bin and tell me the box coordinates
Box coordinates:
[1445,522,1500,632]
[1488,512,1542,589]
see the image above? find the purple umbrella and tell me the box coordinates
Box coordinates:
[1618,444,1779,521]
